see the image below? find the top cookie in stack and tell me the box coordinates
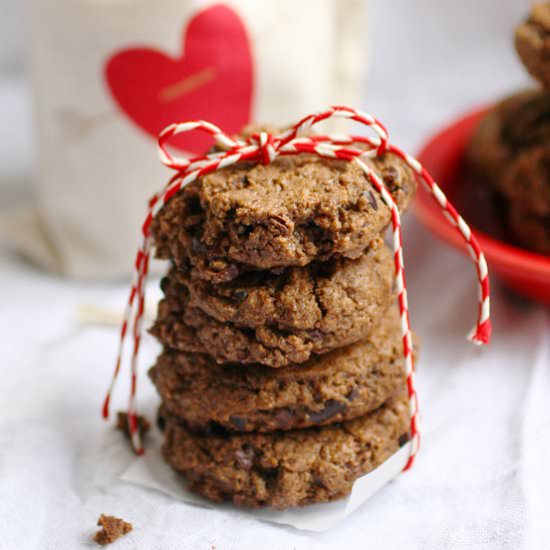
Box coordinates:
[148,146,417,509]
[151,154,415,281]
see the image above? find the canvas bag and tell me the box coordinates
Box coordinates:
[8,0,367,278]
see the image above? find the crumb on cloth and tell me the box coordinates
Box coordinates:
[116,411,151,439]
[93,514,133,546]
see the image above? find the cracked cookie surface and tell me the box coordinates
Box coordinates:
[151,239,394,368]
[149,307,408,433]
[161,393,410,509]
[163,237,392,332]
[151,239,395,367]
[151,154,416,282]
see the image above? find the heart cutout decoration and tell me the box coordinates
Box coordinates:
[105,3,254,154]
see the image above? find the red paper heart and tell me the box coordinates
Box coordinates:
[105,4,253,154]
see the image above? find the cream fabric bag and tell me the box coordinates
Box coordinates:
[8,0,367,278]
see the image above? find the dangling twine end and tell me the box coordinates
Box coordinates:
[102,395,111,420]
[134,446,145,457]
[402,455,415,472]
[468,319,492,346]
[402,433,420,472]
[128,413,144,456]
[130,436,144,456]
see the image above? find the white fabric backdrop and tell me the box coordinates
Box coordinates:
[1,1,549,549]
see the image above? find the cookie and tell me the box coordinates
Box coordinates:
[149,308,408,433]
[151,239,395,367]
[151,154,416,283]
[164,236,392,332]
[497,89,550,149]
[515,3,550,88]
[468,90,550,186]
[467,100,511,189]
[507,203,550,254]
[467,90,550,226]
[161,393,411,509]
[151,283,396,368]
[501,145,550,218]
[151,241,395,367]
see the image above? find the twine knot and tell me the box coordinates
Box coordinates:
[253,132,277,165]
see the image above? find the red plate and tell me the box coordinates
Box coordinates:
[415,108,550,306]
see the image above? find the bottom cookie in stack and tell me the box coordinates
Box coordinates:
[150,309,413,509]
[160,393,410,509]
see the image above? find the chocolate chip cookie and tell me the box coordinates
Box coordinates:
[161,393,411,509]
[151,239,395,366]
[151,154,416,283]
[502,144,550,218]
[163,236,392,332]
[149,308,408,433]
[515,3,550,88]
[468,90,550,189]
[507,204,550,254]
[468,89,550,253]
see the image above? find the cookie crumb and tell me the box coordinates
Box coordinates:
[116,411,151,439]
[93,514,132,546]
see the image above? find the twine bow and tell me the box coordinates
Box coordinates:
[103,106,491,471]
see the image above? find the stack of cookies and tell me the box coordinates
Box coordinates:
[148,149,417,509]
[468,2,550,255]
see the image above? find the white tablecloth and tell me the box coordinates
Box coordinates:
[1,1,549,549]
[1,222,549,550]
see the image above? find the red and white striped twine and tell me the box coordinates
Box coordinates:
[103,105,491,470]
